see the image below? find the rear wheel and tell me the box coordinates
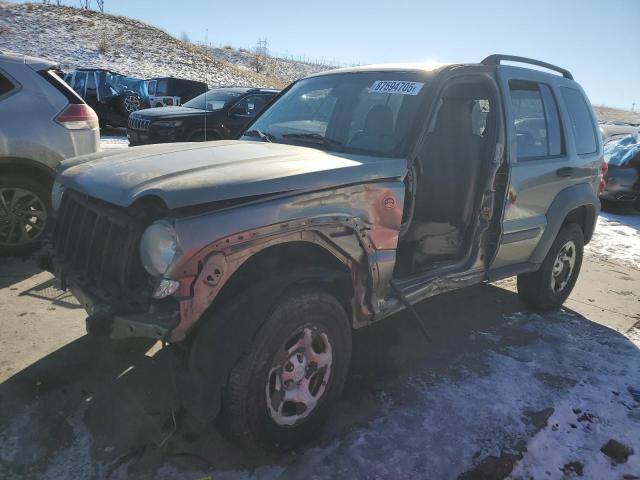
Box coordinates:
[222,287,351,450]
[0,175,51,256]
[119,93,142,116]
[517,223,584,311]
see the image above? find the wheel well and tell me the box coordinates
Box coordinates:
[0,161,54,190]
[562,205,597,244]
[213,241,354,315]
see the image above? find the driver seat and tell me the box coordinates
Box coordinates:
[348,105,397,153]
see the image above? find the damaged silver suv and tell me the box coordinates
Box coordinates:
[44,55,602,449]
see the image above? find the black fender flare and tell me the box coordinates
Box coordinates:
[177,267,346,427]
[528,183,600,264]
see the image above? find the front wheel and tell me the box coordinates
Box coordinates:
[517,223,584,311]
[0,175,51,256]
[222,287,352,450]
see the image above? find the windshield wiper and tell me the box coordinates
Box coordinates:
[244,129,275,142]
[282,132,343,149]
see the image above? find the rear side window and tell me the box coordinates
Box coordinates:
[0,72,15,97]
[509,80,564,159]
[560,87,597,155]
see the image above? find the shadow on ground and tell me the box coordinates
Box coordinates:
[1,283,639,479]
[0,256,42,290]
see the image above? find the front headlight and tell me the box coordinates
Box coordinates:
[51,180,66,212]
[140,220,180,277]
[153,120,183,128]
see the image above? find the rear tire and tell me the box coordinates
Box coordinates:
[118,93,142,116]
[0,174,52,257]
[222,286,351,450]
[517,223,584,311]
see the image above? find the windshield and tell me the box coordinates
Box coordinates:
[240,72,429,157]
[184,90,243,111]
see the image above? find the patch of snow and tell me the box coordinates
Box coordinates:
[0,3,283,88]
[100,133,128,150]
[154,311,640,479]
[586,211,640,269]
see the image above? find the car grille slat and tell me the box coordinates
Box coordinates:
[128,115,150,131]
[52,191,150,308]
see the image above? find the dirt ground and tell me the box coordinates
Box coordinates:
[1,206,639,479]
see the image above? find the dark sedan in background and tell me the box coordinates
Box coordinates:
[601,132,640,208]
[127,87,279,145]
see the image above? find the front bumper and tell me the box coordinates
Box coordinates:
[127,126,184,146]
[72,282,179,340]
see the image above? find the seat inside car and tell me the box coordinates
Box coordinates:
[403,81,494,272]
[348,104,397,153]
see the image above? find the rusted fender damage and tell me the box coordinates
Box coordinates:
[166,181,406,342]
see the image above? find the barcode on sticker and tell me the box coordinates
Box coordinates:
[368,81,424,95]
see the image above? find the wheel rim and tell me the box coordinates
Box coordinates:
[550,240,576,293]
[124,95,141,113]
[0,187,48,247]
[266,325,333,427]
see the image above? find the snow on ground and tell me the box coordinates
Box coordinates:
[99,133,128,150]
[586,209,640,269]
[3,308,637,479]
[209,46,335,83]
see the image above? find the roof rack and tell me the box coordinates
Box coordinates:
[481,54,573,80]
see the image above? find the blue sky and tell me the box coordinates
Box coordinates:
[9,0,640,109]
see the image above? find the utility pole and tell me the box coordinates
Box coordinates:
[205,28,208,47]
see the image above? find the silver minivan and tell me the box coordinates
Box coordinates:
[0,51,99,255]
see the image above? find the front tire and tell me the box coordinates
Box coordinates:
[517,223,584,311]
[222,287,351,450]
[0,175,51,256]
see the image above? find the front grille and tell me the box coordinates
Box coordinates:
[128,115,150,131]
[52,191,151,310]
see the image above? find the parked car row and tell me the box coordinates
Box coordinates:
[64,69,207,128]
[127,87,280,145]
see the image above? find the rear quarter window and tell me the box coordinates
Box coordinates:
[560,87,597,155]
[0,71,16,97]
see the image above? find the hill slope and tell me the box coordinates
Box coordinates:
[0,2,286,88]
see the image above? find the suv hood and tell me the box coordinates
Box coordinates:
[133,106,205,118]
[57,141,406,210]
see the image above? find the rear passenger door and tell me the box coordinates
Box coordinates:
[492,68,588,268]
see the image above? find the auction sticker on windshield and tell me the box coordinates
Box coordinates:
[369,81,424,95]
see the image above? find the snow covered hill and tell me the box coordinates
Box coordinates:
[0,2,288,88]
[208,46,335,83]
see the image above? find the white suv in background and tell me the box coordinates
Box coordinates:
[0,51,99,256]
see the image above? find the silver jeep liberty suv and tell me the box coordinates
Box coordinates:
[45,55,601,449]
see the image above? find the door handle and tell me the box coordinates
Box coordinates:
[556,167,574,177]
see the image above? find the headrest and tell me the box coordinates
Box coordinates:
[364,104,394,135]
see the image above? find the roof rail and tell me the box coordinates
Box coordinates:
[481,54,573,80]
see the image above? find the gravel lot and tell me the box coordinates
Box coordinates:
[0,135,638,479]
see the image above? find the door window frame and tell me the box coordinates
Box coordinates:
[0,68,20,101]
[507,79,566,162]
